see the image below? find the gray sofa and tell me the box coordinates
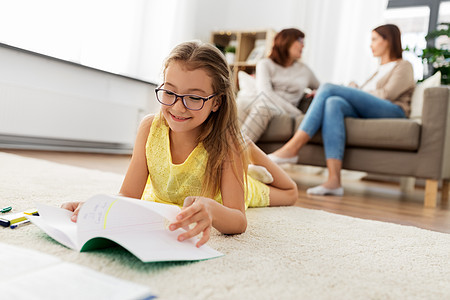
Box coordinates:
[256,86,450,207]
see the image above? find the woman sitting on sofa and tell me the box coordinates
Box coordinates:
[238,28,320,142]
[269,24,416,196]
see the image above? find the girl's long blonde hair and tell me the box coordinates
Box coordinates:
[162,41,248,198]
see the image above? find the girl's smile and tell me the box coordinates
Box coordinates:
[169,111,191,122]
[161,62,219,136]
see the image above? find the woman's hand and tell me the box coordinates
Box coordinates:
[169,196,214,248]
[348,81,359,88]
[61,202,84,222]
[305,89,317,98]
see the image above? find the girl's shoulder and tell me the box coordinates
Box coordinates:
[141,113,156,128]
[136,114,157,139]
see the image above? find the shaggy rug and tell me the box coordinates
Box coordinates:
[1,152,449,299]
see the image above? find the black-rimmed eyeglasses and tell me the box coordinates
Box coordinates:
[155,84,217,111]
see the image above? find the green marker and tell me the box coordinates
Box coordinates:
[1,206,12,213]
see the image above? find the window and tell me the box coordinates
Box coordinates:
[383,6,430,80]
[386,0,450,80]
[437,2,450,50]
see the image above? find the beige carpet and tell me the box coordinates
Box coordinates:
[1,151,449,299]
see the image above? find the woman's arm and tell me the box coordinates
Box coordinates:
[371,60,415,101]
[119,114,154,198]
[306,64,320,90]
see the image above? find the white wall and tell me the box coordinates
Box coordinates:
[133,0,386,85]
[183,0,387,85]
[0,45,157,152]
[0,0,387,152]
[0,0,387,85]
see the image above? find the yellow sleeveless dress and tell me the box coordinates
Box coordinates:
[141,115,270,209]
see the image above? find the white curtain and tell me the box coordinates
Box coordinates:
[205,0,388,85]
[296,0,389,85]
[0,0,388,86]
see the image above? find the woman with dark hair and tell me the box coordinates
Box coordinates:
[238,28,319,142]
[269,24,416,196]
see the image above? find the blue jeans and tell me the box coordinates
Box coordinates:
[299,83,406,160]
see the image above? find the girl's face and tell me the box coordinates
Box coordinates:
[370,31,389,58]
[288,38,304,61]
[161,62,219,136]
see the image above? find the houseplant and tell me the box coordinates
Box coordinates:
[224,45,236,64]
[421,22,450,84]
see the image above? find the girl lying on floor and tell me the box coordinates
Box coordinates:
[62,41,297,247]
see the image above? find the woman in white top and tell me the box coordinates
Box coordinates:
[237,28,320,142]
[269,24,416,196]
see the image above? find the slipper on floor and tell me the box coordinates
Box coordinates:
[306,185,344,196]
[268,154,298,164]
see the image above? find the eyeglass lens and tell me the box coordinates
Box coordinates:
[156,90,205,110]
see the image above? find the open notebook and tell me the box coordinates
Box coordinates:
[27,194,223,262]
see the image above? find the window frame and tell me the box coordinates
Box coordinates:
[388,0,450,47]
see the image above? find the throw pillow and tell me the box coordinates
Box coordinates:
[410,71,441,121]
[238,71,256,97]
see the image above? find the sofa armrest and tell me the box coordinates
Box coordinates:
[416,86,450,179]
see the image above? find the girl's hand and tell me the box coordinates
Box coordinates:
[61,202,84,222]
[169,196,213,248]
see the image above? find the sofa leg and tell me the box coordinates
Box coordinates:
[442,179,449,207]
[424,180,438,208]
[400,176,415,193]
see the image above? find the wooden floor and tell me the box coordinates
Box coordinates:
[4,149,450,234]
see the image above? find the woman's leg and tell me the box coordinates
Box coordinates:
[271,130,310,158]
[309,86,403,192]
[322,96,358,161]
[319,96,358,190]
[323,158,343,189]
[248,141,298,206]
[271,83,339,158]
[271,83,405,159]
[310,83,406,118]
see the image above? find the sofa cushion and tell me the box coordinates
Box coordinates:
[343,118,420,150]
[258,114,295,142]
[410,71,441,122]
[259,115,421,151]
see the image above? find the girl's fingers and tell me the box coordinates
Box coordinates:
[61,202,84,223]
[170,209,207,231]
[196,226,211,248]
[175,200,202,222]
[177,219,210,241]
[71,203,83,222]
[182,196,196,208]
[61,202,79,212]
[170,197,213,244]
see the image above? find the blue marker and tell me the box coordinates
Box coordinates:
[10,219,30,229]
